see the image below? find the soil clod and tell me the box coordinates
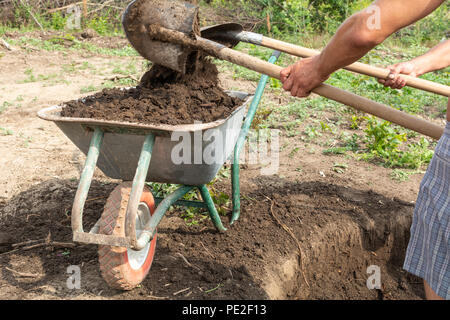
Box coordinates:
[61,58,243,125]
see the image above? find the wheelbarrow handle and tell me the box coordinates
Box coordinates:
[229,31,450,97]
[147,25,443,140]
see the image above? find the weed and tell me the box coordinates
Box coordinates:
[0,127,14,136]
[332,163,348,174]
[304,125,322,139]
[350,115,364,130]
[21,68,36,83]
[289,147,300,158]
[363,117,407,161]
[323,147,348,155]
[319,121,333,133]
[80,85,97,94]
[360,117,434,169]
[343,132,361,152]
[390,169,424,182]
[87,15,115,36]
[0,101,12,114]
[18,133,32,148]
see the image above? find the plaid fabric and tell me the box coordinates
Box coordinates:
[403,122,450,299]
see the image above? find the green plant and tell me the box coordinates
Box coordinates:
[22,68,36,83]
[289,147,300,158]
[0,127,14,136]
[396,138,434,169]
[322,147,348,155]
[350,115,364,130]
[146,167,231,226]
[0,101,12,114]
[44,12,67,30]
[304,125,322,139]
[363,117,407,161]
[80,85,97,94]
[390,169,424,182]
[332,163,348,173]
[209,0,359,35]
[343,132,361,152]
[87,15,114,36]
[361,117,434,169]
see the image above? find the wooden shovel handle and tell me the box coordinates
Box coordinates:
[204,39,443,139]
[148,25,444,140]
[258,36,450,97]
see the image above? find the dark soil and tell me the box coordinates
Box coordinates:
[0,175,424,300]
[61,59,243,125]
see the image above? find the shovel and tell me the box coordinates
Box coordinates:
[123,0,444,140]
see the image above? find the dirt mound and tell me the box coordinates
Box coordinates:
[61,59,243,125]
[0,176,424,300]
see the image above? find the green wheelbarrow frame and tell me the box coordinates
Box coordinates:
[68,50,281,251]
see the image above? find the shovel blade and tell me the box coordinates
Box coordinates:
[122,0,199,73]
[200,23,243,48]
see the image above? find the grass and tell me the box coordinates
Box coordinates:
[80,85,97,94]
[4,35,139,57]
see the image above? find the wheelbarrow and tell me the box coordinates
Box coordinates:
[37,51,282,290]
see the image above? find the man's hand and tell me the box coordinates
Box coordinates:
[379,61,420,89]
[379,39,450,90]
[280,56,330,98]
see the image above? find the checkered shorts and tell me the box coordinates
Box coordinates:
[403,122,450,299]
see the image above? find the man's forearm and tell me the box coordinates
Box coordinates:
[314,0,445,79]
[315,12,384,78]
[409,40,450,76]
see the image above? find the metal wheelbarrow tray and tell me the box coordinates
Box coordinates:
[38,91,250,186]
[37,51,281,291]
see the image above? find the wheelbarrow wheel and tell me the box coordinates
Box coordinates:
[98,182,157,290]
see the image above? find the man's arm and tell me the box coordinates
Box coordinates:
[379,40,450,89]
[280,0,445,97]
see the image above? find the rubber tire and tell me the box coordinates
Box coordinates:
[98,182,157,290]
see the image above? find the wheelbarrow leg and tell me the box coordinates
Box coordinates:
[231,50,282,225]
[231,155,241,225]
[126,134,155,249]
[198,184,227,232]
[72,128,104,234]
[135,185,195,250]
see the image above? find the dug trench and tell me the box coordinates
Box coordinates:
[0,173,424,300]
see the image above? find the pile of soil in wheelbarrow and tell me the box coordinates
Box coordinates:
[60,58,244,125]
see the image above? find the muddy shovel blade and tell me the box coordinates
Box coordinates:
[122,0,199,73]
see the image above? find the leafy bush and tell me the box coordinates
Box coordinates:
[1,1,124,34]
[208,0,360,34]
[87,15,114,35]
